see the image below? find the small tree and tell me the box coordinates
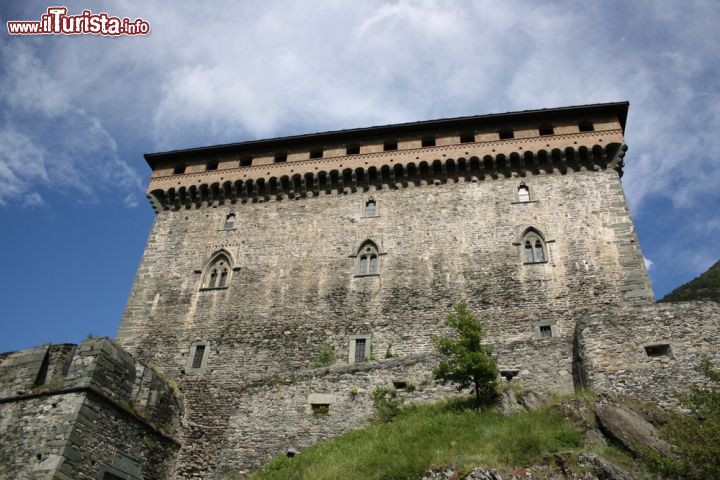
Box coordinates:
[432,301,498,407]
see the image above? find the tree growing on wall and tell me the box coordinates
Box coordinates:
[432,301,498,407]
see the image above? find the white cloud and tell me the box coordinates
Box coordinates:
[643,256,653,271]
[1,0,719,228]
[123,193,139,208]
[0,36,142,207]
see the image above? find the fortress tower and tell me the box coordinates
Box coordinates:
[116,102,654,475]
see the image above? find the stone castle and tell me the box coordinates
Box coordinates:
[1,102,718,479]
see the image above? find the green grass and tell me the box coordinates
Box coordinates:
[251,398,582,480]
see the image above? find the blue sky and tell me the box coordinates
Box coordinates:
[1,1,718,353]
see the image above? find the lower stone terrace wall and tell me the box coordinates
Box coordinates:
[177,335,574,477]
[575,301,720,408]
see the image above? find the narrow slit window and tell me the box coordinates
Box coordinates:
[224,213,236,230]
[364,197,376,217]
[534,240,545,262]
[192,345,206,369]
[517,184,530,202]
[218,269,228,288]
[524,243,534,263]
[369,256,378,274]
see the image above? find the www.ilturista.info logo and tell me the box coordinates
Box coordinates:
[7,7,150,36]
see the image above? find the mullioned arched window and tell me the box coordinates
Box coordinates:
[202,251,233,289]
[521,228,547,264]
[356,241,380,275]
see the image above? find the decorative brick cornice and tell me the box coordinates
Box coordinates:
[146,130,626,212]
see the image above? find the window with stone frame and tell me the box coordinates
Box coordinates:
[223,212,236,230]
[517,183,530,202]
[356,241,380,275]
[348,335,371,364]
[364,197,377,217]
[186,342,209,372]
[521,229,547,264]
[202,252,232,289]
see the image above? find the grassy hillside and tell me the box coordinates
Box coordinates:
[247,396,625,480]
[660,260,720,303]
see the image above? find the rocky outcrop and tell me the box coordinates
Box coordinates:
[596,403,672,457]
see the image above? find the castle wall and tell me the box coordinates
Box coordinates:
[117,166,651,475]
[575,301,720,407]
[0,339,182,480]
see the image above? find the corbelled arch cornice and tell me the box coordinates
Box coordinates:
[146,129,627,212]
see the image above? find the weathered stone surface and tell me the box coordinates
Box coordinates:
[576,301,720,408]
[577,453,637,480]
[0,338,181,480]
[596,403,672,457]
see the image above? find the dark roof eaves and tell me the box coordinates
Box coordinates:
[144,101,629,167]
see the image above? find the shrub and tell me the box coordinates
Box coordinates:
[314,344,335,368]
[643,356,720,479]
[372,386,401,422]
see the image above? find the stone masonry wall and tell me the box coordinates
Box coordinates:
[0,338,182,480]
[575,301,720,408]
[117,167,652,476]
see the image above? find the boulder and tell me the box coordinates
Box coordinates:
[596,403,673,456]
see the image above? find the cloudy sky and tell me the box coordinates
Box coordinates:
[0,1,718,352]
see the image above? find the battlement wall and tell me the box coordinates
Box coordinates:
[0,338,182,479]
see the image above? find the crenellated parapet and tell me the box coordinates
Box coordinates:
[144,102,629,212]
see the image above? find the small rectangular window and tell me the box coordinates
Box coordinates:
[311,403,330,415]
[644,344,671,357]
[192,345,206,368]
[578,121,594,132]
[346,144,360,155]
[459,132,475,143]
[421,136,436,147]
[274,153,287,163]
[354,338,366,363]
[499,129,514,140]
[539,325,552,338]
[383,140,398,151]
[240,156,253,167]
[206,161,219,171]
[173,165,186,175]
[539,125,554,136]
[310,148,323,159]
